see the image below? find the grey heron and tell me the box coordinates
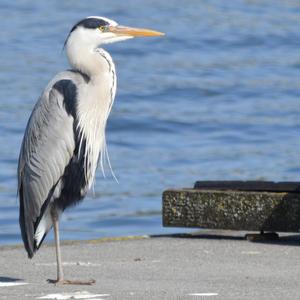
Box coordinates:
[18,16,164,285]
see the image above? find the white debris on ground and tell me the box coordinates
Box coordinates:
[37,291,110,299]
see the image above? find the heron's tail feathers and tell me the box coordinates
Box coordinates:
[19,193,53,258]
[33,209,53,254]
[19,200,35,258]
[20,218,52,259]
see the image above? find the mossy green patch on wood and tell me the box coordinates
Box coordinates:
[163,189,300,232]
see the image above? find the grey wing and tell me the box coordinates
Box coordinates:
[18,79,77,258]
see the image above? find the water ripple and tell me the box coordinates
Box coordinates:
[1,0,300,245]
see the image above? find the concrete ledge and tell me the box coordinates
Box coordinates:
[163,188,300,232]
[1,233,300,300]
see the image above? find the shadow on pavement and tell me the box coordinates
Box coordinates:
[150,232,300,246]
[0,276,23,283]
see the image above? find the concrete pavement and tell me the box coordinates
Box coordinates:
[0,231,300,300]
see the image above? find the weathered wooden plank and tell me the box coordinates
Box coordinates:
[194,181,300,193]
[163,189,300,232]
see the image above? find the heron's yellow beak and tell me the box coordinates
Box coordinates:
[108,25,165,37]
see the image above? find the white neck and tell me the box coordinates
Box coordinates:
[65,27,114,77]
[66,45,110,77]
[65,27,118,183]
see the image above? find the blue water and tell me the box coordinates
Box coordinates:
[1,0,300,245]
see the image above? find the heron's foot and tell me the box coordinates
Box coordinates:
[48,278,96,285]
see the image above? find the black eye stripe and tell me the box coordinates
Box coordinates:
[64,17,110,48]
[70,18,110,33]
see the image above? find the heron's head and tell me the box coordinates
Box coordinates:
[65,16,164,49]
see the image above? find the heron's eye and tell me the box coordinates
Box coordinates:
[99,26,108,32]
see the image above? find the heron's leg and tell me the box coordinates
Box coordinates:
[48,207,95,285]
[51,209,64,283]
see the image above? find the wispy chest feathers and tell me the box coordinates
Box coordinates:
[75,54,116,187]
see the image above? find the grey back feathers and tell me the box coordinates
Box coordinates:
[18,71,91,258]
